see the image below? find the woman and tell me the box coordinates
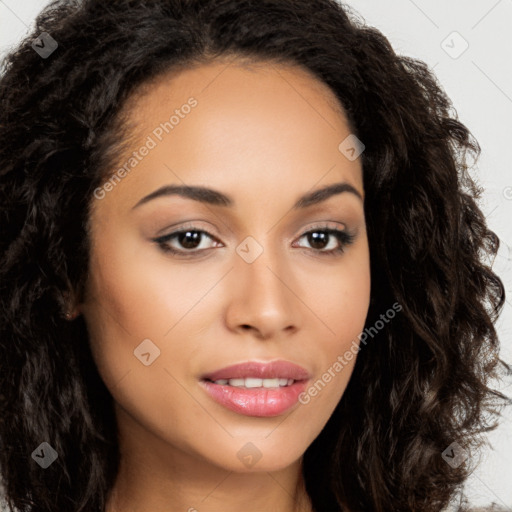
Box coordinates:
[0,1,509,511]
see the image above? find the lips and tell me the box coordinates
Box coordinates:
[201,360,311,382]
[199,360,311,417]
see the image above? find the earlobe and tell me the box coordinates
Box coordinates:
[60,288,81,321]
[64,309,80,321]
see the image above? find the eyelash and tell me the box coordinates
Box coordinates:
[153,224,356,258]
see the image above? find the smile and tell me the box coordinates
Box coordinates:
[200,360,311,417]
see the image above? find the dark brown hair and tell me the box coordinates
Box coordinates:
[0,1,510,511]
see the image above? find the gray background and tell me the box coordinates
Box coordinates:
[0,0,511,509]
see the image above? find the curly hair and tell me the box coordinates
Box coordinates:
[0,0,509,511]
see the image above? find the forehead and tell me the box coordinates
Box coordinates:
[94,59,363,215]
[129,58,347,118]
[123,58,353,151]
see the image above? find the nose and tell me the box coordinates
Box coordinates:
[224,242,302,340]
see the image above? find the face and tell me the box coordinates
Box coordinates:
[80,59,371,474]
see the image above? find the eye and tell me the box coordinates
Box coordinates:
[154,228,220,256]
[293,226,356,255]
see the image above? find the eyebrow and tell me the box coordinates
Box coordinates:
[131,181,363,210]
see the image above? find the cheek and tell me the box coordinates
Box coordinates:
[300,243,370,403]
[306,240,371,345]
[83,223,204,336]
[316,268,370,337]
[81,230,222,396]
[81,255,198,440]
[298,280,369,419]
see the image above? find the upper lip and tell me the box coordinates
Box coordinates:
[201,360,311,381]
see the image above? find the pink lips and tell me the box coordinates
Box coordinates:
[202,360,311,381]
[200,360,311,417]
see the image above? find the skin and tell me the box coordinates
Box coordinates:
[78,59,371,512]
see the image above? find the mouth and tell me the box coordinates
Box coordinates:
[200,359,311,382]
[203,377,297,388]
[199,360,311,417]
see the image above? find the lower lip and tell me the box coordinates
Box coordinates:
[200,379,308,417]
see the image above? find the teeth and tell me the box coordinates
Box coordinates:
[228,378,245,387]
[212,377,296,388]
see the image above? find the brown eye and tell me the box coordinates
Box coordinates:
[177,231,203,249]
[154,228,219,255]
[295,228,356,255]
[306,231,330,250]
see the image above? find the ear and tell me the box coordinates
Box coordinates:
[56,287,81,321]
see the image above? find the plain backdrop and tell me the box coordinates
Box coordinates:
[0,0,511,509]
